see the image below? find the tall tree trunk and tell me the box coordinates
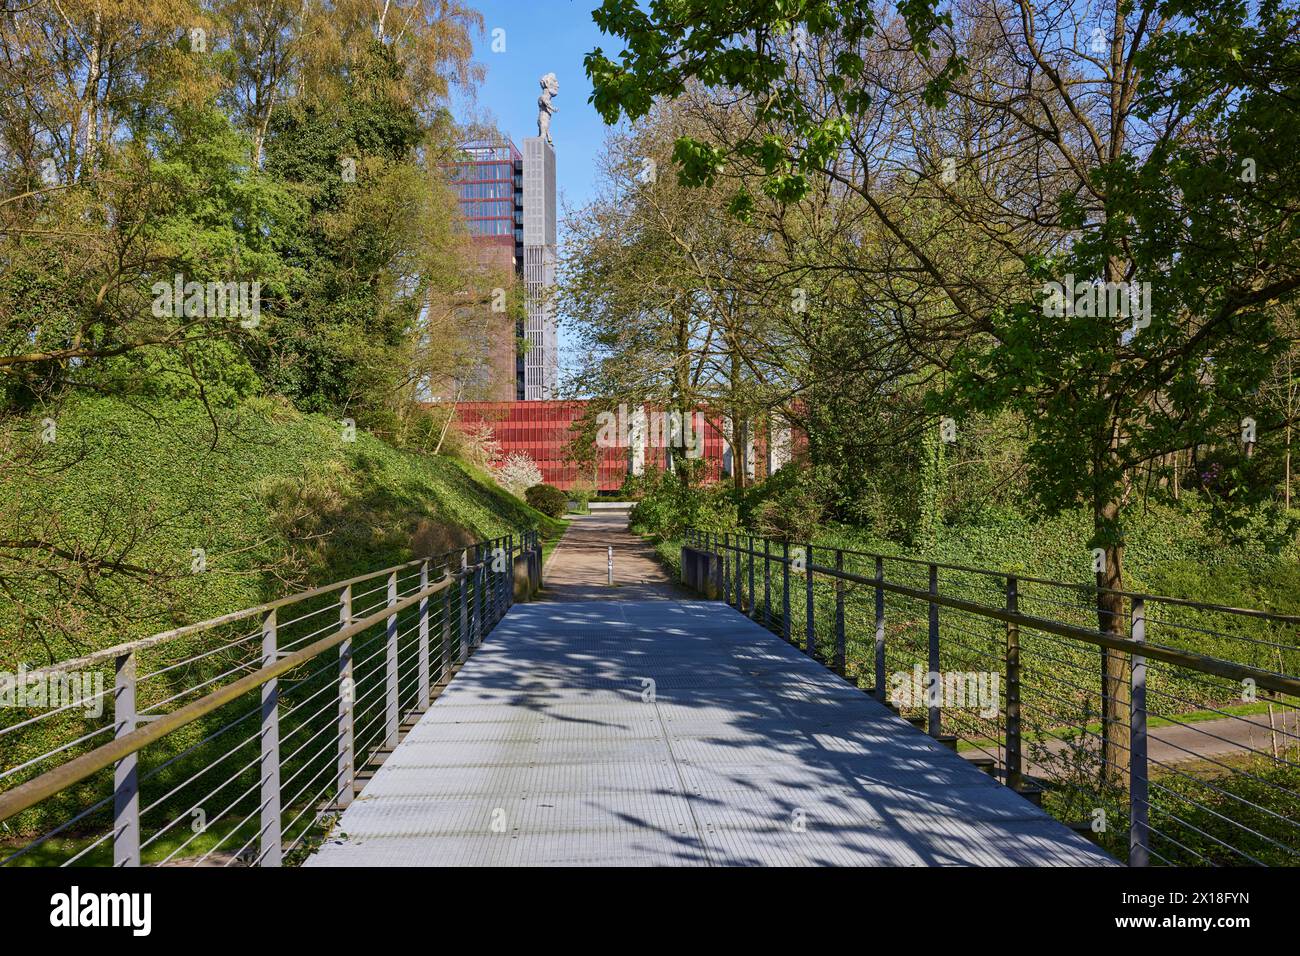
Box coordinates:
[672,301,691,486]
[1099,244,1132,789]
[730,348,747,490]
[1095,476,1131,788]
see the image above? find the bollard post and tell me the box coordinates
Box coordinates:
[608,545,614,586]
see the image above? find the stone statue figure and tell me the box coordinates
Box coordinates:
[537,73,559,145]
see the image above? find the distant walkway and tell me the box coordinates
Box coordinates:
[539,511,684,601]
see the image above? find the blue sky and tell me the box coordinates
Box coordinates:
[451,1,627,379]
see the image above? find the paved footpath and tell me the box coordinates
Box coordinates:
[308,516,1114,866]
[539,510,684,601]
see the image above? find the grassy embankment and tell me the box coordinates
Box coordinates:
[0,395,566,866]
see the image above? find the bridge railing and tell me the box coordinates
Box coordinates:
[0,529,541,867]
[682,528,1300,866]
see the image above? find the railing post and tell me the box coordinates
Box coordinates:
[336,585,355,809]
[440,560,452,678]
[482,541,492,628]
[488,539,498,626]
[498,538,508,621]
[748,534,756,618]
[928,563,941,737]
[506,535,515,610]
[734,534,742,609]
[874,556,886,700]
[112,651,140,867]
[459,550,470,663]
[483,543,491,637]
[723,533,731,605]
[384,569,399,749]
[1005,576,1022,792]
[259,608,282,866]
[476,544,486,644]
[483,542,491,629]
[763,538,771,627]
[782,540,791,641]
[418,560,431,710]
[805,543,816,658]
[1130,597,1150,867]
[834,549,846,675]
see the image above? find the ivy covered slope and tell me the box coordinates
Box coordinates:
[0,395,563,667]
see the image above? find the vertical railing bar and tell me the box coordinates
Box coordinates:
[507,534,515,611]
[259,608,282,867]
[418,560,431,711]
[459,550,469,663]
[384,570,399,749]
[805,543,815,659]
[748,534,756,618]
[112,651,140,867]
[763,537,771,628]
[782,539,791,641]
[928,563,940,737]
[834,548,846,675]
[723,533,731,606]
[441,560,452,678]
[874,556,886,701]
[1004,575,1022,791]
[336,585,355,809]
[1130,596,1149,867]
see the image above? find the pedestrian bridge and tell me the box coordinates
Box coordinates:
[6,513,1294,868]
[306,597,1109,866]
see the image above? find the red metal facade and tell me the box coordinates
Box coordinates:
[452,401,760,492]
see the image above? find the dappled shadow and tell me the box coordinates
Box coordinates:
[309,596,1115,867]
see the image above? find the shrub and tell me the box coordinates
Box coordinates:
[745,464,827,542]
[627,468,738,539]
[525,483,568,518]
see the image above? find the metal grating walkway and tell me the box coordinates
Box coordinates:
[307,601,1115,866]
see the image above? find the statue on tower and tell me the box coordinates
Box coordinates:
[537,73,559,145]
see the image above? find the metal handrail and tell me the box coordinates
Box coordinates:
[685,528,1300,626]
[2,560,442,688]
[0,574,452,825]
[680,527,1300,867]
[0,527,544,866]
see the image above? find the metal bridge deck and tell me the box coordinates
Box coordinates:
[307,600,1114,867]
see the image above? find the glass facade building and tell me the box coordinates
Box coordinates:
[449,141,526,399]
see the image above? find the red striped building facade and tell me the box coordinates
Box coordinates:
[450,401,792,492]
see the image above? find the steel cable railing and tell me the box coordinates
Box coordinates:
[679,528,1300,866]
[0,529,541,867]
